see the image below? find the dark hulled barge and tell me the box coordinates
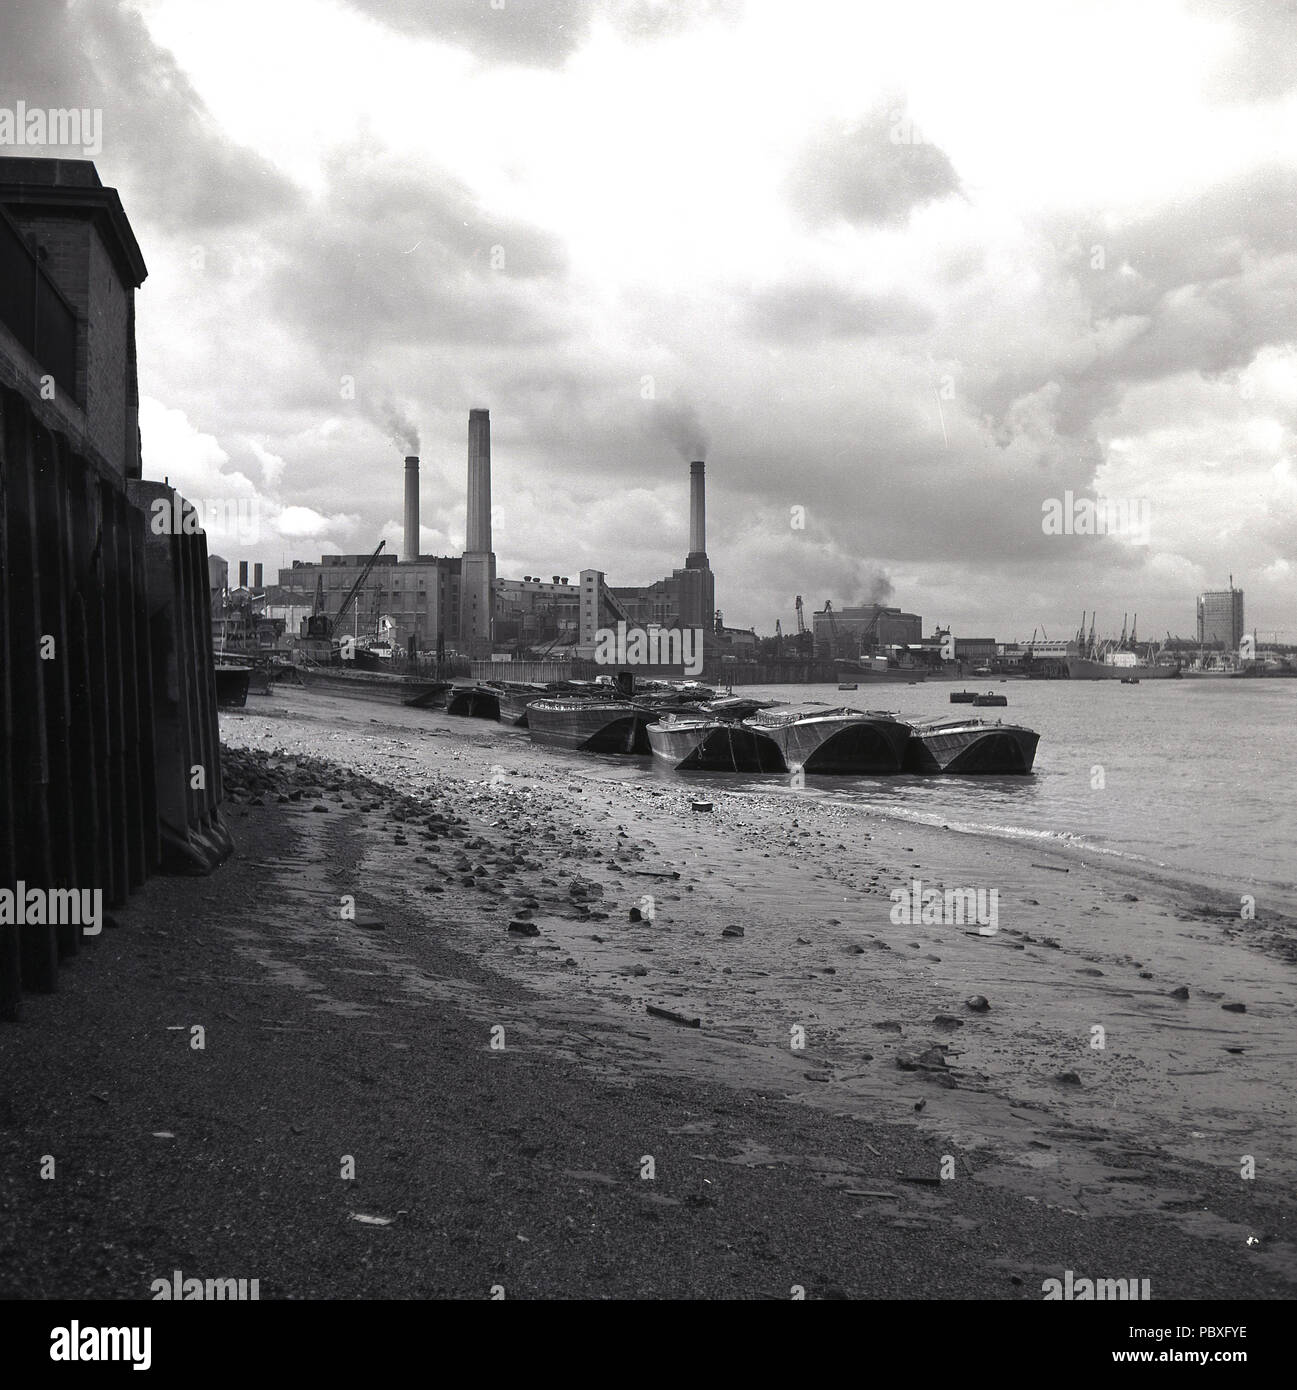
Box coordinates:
[526,698,655,754]
[646,699,784,772]
[741,706,912,775]
[903,717,1039,774]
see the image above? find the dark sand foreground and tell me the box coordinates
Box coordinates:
[0,686,1293,1300]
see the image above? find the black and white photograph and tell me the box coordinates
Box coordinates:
[0,0,1292,1356]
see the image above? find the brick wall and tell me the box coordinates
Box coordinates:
[6,211,135,479]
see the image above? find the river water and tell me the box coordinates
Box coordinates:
[600,677,1297,915]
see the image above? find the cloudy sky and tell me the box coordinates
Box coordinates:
[4,0,1295,641]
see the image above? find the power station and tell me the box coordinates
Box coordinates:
[272,411,717,664]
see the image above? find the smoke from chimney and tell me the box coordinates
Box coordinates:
[377,399,420,456]
[644,397,709,462]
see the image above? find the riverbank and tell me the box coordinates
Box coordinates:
[1,684,1293,1299]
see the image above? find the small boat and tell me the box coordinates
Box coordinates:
[904,718,1039,774]
[838,682,858,691]
[1120,677,1140,685]
[742,706,911,775]
[972,690,1007,707]
[527,698,653,754]
[213,663,252,708]
[949,690,978,703]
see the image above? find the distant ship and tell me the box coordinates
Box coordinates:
[833,655,926,683]
[1066,655,1180,680]
[1064,611,1180,680]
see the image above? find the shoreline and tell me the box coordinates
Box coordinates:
[4,682,1291,1301]
[224,689,1297,1255]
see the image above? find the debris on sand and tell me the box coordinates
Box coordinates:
[647,1004,700,1028]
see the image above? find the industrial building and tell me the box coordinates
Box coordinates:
[277,549,463,651]
[493,575,579,648]
[577,460,719,660]
[1197,580,1244,652]
[275,410,507,655]
[276,421,720,667]
[812,603,923,660]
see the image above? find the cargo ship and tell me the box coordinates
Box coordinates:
[1066,611,1180,679]
[903,717,1039,774]
[833,655,926,683]
[1066,654,1180,680]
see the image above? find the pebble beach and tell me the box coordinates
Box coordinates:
[3,683,1293,1301]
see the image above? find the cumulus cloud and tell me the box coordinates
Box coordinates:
[5,0,1293,639]
[789,105,962,227]
[0,0,301,230]
[342,0,593,67]
[746,276,934,341]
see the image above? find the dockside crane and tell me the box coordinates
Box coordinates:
[795,595,813,658]
[823,599,843,660]
[329,539,387,640]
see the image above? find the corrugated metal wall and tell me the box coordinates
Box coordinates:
[0,385,230,1019]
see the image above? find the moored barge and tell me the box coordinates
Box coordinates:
[741,706,912,775]
[527,698,654,754]
[903,717,1039,774]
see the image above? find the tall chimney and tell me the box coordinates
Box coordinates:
[403,455,419,563]
[460,409,496,657]
[466,410,491,553]
[685,460,708,569]
[254,562,263,590]
[238,559,248,588]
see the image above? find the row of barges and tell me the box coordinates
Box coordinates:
[440,679,1040,775]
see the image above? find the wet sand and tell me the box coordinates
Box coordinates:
[215,685,1297,1289]
[3,681,1292,1300]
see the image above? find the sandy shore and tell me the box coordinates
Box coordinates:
[1,682,1293,1299]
